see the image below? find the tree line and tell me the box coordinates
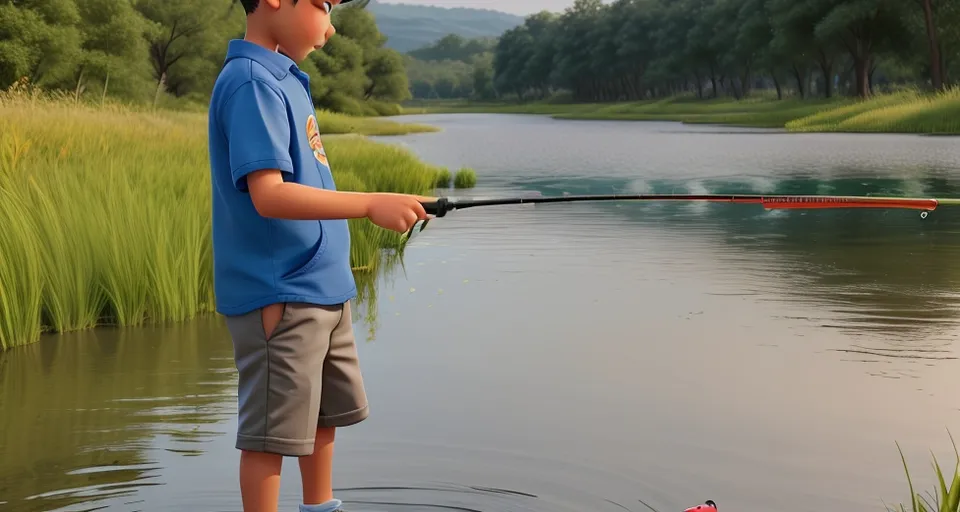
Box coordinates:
[491,0,960,102]
[404,34,497,100]
[0,0,410,115]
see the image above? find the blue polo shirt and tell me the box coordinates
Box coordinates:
[207,39,357,315]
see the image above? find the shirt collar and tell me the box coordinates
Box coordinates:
[223,39,298,80]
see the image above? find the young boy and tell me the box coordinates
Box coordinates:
[207,1,430,511]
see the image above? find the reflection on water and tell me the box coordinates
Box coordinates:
[3,115,960,512]
[0,264,405,512]
[405,191,960,378]
[511,174,960,374]
[0,317,237,511]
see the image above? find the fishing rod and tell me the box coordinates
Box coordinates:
[420,193,960,219]
[406,193,960,237]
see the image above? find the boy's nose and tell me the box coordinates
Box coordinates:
[326,24,336,39]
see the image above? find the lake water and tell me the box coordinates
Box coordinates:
[3,113,960,512]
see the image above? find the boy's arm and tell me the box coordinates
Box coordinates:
[247,170,433,230]
[246,169,373,220]
[222,79,429,228]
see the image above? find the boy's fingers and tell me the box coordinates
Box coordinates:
[404,210,418,229]
[410,198,428,218]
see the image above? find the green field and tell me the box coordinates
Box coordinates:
[403,88,960,134]
[0,86,472,350]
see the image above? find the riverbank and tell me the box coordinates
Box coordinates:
[0,87,474,351]
[403,88,960,134]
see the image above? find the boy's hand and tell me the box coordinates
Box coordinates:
[365,193,430,233]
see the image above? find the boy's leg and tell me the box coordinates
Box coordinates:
[240,450,283,511]
[299,425,336,504]
[236,303,286,511]
[300,300,369,507]
[225,302,335,512]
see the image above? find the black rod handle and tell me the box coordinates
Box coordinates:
[421,197,451,217]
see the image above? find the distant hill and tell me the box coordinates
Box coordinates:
[365,0,524,52]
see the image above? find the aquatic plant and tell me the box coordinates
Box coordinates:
[887,432,960,512]
[434,168,452,188]
[454,168,477,189]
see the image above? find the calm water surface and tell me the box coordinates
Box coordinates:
[3,114,960,512]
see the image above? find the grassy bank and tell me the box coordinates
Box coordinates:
[0,86,473,351]
[316,109,440,136]
[403,88,960,134]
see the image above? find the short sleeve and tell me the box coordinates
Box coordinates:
[220,79,294,192]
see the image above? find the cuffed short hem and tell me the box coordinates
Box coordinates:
[319,404,369,428]
[236,434,316,457]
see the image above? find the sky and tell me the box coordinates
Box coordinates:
[374,0,584,16]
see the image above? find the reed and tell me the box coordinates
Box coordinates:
[0,85,469,350]
[453,168,478,189]
[888,432,960,512]
[434,168,452,188]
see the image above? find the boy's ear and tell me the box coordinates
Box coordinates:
[261,0,282,9]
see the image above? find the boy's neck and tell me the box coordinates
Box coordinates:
[243,20,281,54]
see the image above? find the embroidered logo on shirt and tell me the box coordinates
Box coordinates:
[305,114,328,167]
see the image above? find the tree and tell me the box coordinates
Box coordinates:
[471,52,496,100]
[134,0,240,101]
[917,0,944,89]
[65,0,152,102]
[364,47,409,102]
[0,0,83,89]
[814,0,913,97]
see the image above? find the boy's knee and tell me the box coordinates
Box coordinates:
[315,425,336,443]
[240,449,283,461]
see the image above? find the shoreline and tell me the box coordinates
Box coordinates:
[398,89,960,136]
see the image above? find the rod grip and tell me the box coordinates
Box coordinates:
[421,197,451,217]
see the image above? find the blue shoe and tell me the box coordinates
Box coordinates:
[299,499,344,512]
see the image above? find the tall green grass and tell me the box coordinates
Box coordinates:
[889,433,960,512]
[787,87,960,134]
[453,168,477,189]
[0,85,470,350]
[433,168,452,188]
[315,109,439,136]
[430,167,477,189]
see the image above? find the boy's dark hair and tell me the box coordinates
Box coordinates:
[239,0,258,14]
[240,0,351,14]
[239,0,297,14]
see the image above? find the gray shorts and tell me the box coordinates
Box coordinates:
[224,301,369,457]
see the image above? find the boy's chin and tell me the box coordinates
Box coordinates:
[281,46,316,62]
[301,43,328,56]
